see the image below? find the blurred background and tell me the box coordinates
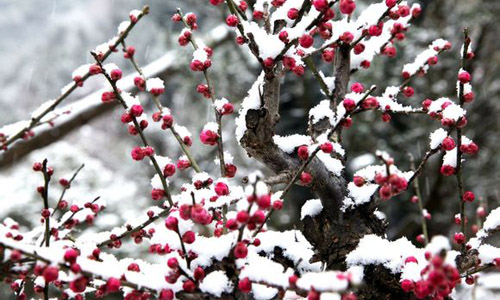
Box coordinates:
[0,0,498,298]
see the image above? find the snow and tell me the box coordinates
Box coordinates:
[173,124,191,139]
[117,21,131,34]
[154,155,172,169]
[296,271,349,292]
[349,153,375,171]
[401,39,449,77]
[146,78,164,91]
[427,97,452,114]
[103,63,120,74]
[317,151,344,176]
[240,20,284,59]
[252,284,278,300]
[273,134,312,154]
[442,103,466,121]
[301,199,323,220]
[199,271,233,297]
[442,148,457,167]
[253,230,320,272]
[482,207,500,233]
[309,100,334,125]
[213,98,229,112]
[477,244,500,265]
[72,64,92,79]
[203,121,219,132]
[122,92,140,108]
[346,234,420,274]
[193,48,209,62]
[239,251,292,289]
[429,128,448,149]
[376,86,415,113]
[235,73,264,143]
[129,9,142,19]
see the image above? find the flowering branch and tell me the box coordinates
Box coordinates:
[90,52,173,206]
[176,8,227,177]
[120,40,202,173]
[1,6,149,150]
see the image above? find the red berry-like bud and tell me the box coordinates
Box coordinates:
[422,99,432,110]
[167,257,179,269]
[402,86,414,97]
[234,242,248,259]
[273,200,283,210]
[194,266,205,281]
[42,266,59,283]
[379,184,392,200]
[322,49,335,62]
[343,98,356,111]
[353,176,365,187]
[64,248,80,263]
[110,69,122,81]
[257,195,271,210]
[440,165,455,176]
[428,56,438,65]
[386,0,397,7]
[226,15,238,27]
[458,71,471,84]
[299,34,314,48]
[69,276,88,293]
[89,64,102,75]
[313,0,328,11]
[454,232,465,244]
[300,172,312,185]
[339,0,356,15]
[462,191,475,202]
[106,277,121,293]
[238,277,252,293]
[297,145,309,160]
[400,279,414,292]
[182,280,196,292]
[320,142,333,153]
[165,216,179,231]
[287,8,299,20]
[353,43,365,55]
[215,182,230,196]
[441,137,455,151]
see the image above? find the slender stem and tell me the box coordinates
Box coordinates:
[409,154,429,244]
[52,164,85,216]
[41,160,51,248]
[303,56,333,101]
[40,159,50,300]
[455,28,471,254]
[97,207,170,248]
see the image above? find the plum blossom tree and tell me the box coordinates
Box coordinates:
[0,1,498,300]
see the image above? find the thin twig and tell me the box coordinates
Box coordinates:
[52,164,85,216]
[456,28,471,255]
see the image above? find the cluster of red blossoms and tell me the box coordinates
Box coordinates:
[400,253,460,299]
[199,127,219,146]
[354,171,408,201]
